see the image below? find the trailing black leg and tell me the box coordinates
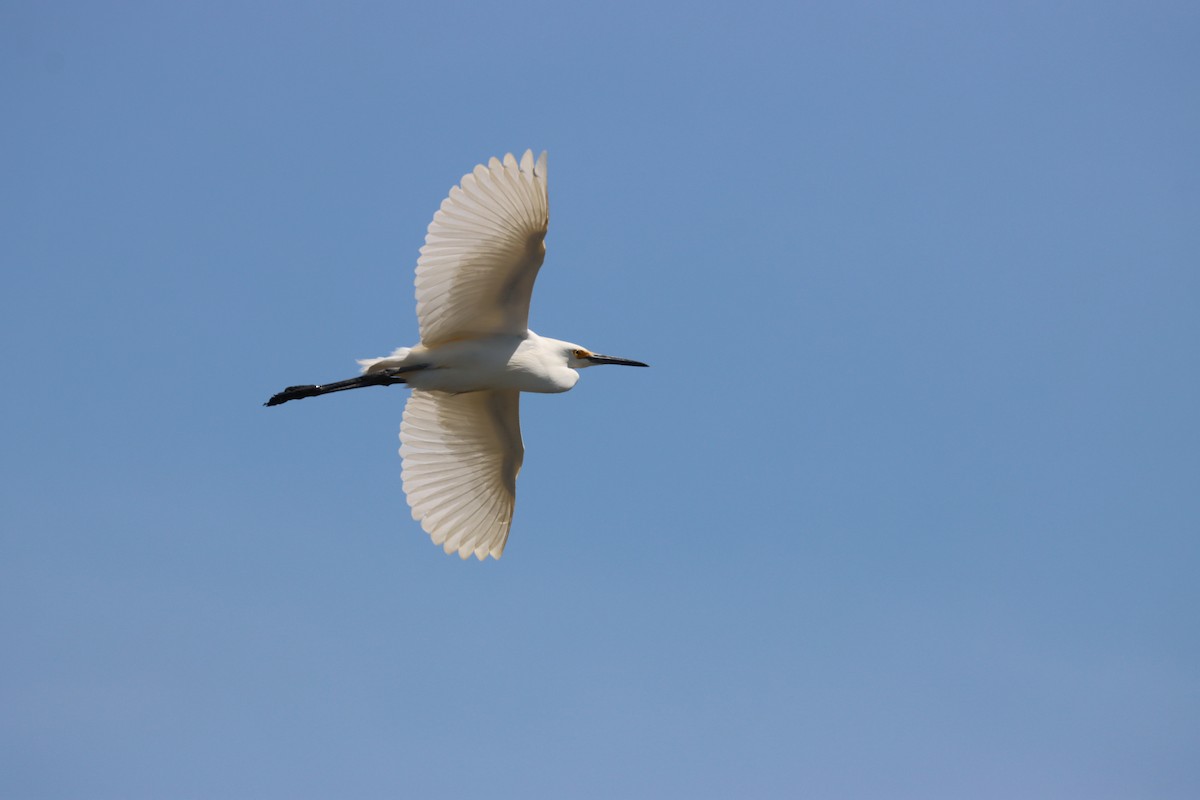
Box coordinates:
[264,365,429,407]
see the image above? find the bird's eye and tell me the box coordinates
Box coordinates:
[572,349,589,359]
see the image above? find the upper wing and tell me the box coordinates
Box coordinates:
[414,150,549,346]
[399,389,524,560]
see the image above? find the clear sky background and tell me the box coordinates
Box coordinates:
[2,2,1197,798]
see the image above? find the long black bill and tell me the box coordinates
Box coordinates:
[586,354,649,367]
[264,364,428,407]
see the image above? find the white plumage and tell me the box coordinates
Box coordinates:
[267,150,647,560]
[400,390,522,560]
[416,150,548,345]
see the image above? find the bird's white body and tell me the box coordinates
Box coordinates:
[269,150,645,560]
[359,332,582,395]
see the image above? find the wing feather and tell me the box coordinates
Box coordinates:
[414,150,549,345]
[399,389,524,560]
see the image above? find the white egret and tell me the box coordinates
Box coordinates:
[266,150,647,559]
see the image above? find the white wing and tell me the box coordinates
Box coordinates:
[414,150,549,346]
[399,389,524,560]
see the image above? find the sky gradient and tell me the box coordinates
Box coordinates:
[3,2,1198,798]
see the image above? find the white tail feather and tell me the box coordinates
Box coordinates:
[358,347,412,374]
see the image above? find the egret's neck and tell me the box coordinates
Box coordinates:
[511,334,579,393]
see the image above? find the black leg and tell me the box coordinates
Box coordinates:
[264,365,429,407]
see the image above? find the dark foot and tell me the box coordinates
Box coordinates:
[265,385,321,406]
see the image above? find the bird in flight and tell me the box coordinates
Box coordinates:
[266,150,647,559]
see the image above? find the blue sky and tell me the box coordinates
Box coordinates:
[2,1,1197,797]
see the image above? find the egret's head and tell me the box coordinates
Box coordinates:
[565,345,649,370]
